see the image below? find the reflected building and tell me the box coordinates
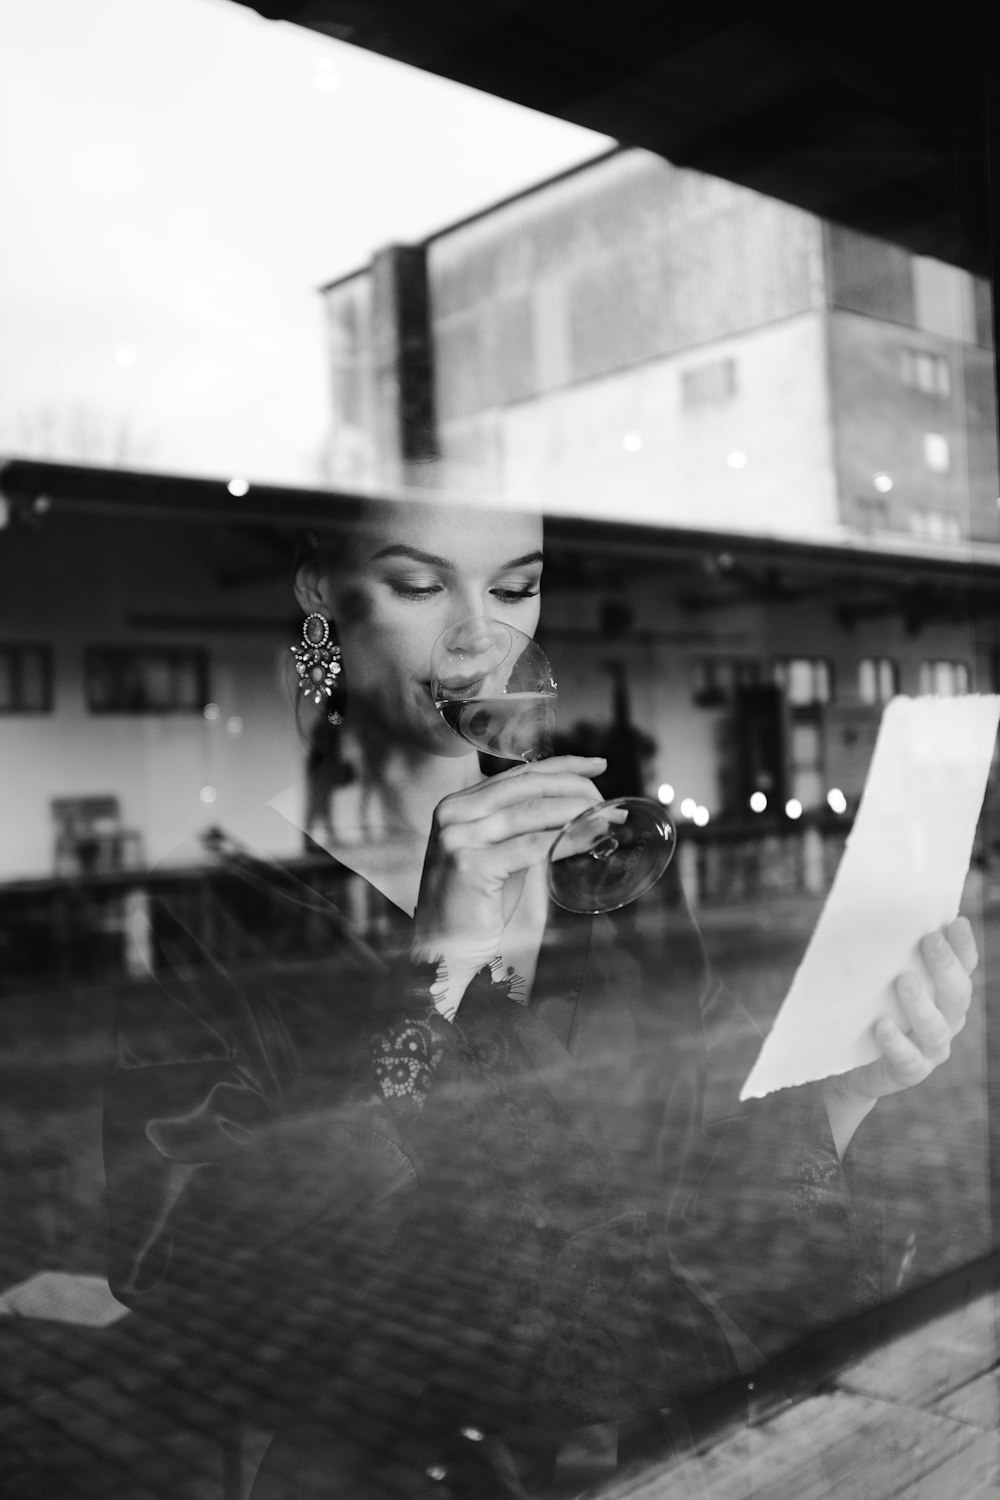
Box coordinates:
[323,147,997,546]
[0,149,997,904]
[322,146,1000,825]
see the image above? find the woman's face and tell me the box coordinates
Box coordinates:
[301,502,544,757]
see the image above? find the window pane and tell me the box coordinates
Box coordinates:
[143,655,174,709]
[19,649,48,710]
[85,652,116,710]
[173,654,203,710]
[923,432,950,472]
[792,769,824,809]
[787,660,813,704]
[791,722,821,764]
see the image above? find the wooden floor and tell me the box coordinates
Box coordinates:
[613,1271,999,1500]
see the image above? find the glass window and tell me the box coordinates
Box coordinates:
[83,648,208,714]
[901,348,950,396]
[859,657,899,704]
[923,432,951,472]
[919,659,970,696]
[775,657,833,705]
[692,654,760,705]
[0,644,53,712]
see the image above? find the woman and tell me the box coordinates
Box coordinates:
[104,497,977,1498]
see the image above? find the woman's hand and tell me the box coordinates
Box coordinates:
[412,755,607,1005]
[823,916,978,1157]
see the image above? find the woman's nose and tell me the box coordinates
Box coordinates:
[449,613,495,656]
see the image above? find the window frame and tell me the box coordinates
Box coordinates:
[772,656,835,706]
[858,656,899,705]
[0,642,54,714]
[918,659,970,697]
[83,645,210,715]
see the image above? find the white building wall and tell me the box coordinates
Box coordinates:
[499,312,839,534]
[0,512,305,881]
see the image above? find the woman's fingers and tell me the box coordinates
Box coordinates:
[944,916,979,976]
[439,795,609,850]
[891,972,953,1062]
[919,923,975,1033]
[436,759,605,827]
[873,1017,936,1089]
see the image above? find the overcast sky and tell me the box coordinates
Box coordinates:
[0,0,609,482]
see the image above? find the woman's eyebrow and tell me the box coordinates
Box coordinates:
[370,544,454,568]
[369,545,543,570]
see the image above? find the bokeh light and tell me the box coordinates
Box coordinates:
[657,782,675,804]
[827,787,847,814]
[203,702,220,721]
[749,791,767,813]
[622,431,643,453]
[200,786,217,804]
[693,805,710,827]
[679,797,697,819]
[227,477,250,497]
[226,716,243,735]
[726,450,748,469]
[785,797,803,819]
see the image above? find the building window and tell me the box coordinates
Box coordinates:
[858,657,898,705]
[901,349,950,397]
[789,713,825,810]
[910,508,962,542]
[853,496,890,532]
[681,357,737,409]
[919,660,970,696]
[0,643,53,712]
[691,655,759,707]
[773,657,833,706]
[85,647,208,713]
[923,432,951,472]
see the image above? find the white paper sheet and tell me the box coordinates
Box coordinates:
[740,695,1000,1100]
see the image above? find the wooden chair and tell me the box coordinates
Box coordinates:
[52,796,143,877]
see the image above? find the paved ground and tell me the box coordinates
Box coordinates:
[0,879,995,1498]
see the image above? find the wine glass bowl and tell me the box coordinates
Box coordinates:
[430,618,557,764]
[430,617,675,913]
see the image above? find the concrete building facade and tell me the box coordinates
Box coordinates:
[322,148,997,546]
[318,147,999,830]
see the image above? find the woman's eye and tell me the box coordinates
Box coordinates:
[389,581,443,600]
[491,585,540,603]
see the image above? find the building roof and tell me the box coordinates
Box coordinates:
[3,457,998,630]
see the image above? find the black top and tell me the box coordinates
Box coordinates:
[103,811,883,1494]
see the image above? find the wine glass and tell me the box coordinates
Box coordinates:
[429,617,676,913]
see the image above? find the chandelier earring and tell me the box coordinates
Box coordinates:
[292,613,344,725]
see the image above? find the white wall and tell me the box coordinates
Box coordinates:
[498,313,839,535]
[0,512,305,880]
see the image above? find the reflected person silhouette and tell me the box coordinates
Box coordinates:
[104,496,978,1499]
